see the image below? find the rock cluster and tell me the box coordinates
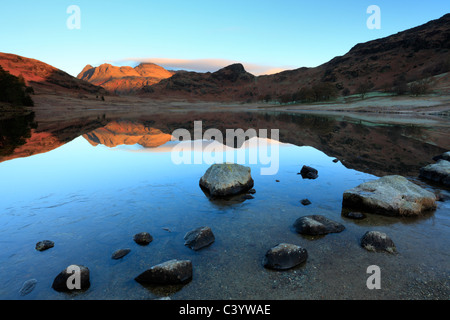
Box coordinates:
[25,154,447,296]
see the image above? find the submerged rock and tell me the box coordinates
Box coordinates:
[19,279,37,296]
[263,243,308,270]
[111,248,131,260]
[345,211,366,220]
[361,231,396,254]
[135,259,193,285]
[35,240,54,251]
[342,175,436,216]
[184,226,215,251]
[300,199,312,206]
[199,163,254,197]
[293,215,345,235]
[419,160,450,187]
[299,165,318,179]
[52,265,90,292]
[133,232,153,245]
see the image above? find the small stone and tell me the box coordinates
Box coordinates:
[361,231,396,253]
[52,265,90,292]
[111,248,131,260]
[300,199,311,206]
[184,226,215,251]
[263,243,308,270]
[293,215,345,235]
[299,165,318,179]
[133,232,153,245]
[332,158,339,163]
[248,189,256,194]
[135,259,193,285]
[35,240,54,251]
[19,279,37,296]
[346,211,366,219]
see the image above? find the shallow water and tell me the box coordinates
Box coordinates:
[0,111,449,300]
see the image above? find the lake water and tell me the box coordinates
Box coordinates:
[0,110,449,300]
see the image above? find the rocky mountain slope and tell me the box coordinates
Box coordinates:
[77,63,174,94]
[0,53,106,96]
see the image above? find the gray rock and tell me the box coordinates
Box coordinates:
[199,163,254,197]
[293,215,345,235]
[52,265,90,292]
[361,231,396,253]
[135,259,193,285]
[19,279,37,296]
[432,151,450,162]
[184,226,215,251]
[343,175,437,216]
[133,232,153,245]
[419,160,450,187]
[263,243,308,270]
[299,165,318,179]
[35,240,54,251]
[111,248,131,260]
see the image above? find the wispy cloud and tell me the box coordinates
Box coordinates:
[106,57,295,76]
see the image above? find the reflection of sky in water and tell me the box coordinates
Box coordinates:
[1,136,361,208]
[0,135,448,300]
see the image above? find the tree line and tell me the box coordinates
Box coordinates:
[0,66,34,106]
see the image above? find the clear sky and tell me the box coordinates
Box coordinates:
[1,0,449,76]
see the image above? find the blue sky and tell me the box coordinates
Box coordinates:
[0,0,448,76]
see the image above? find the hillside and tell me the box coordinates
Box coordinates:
[0,53,106,96]
[145,13,450,102]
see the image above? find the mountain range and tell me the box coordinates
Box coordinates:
[1,13,449,103]
[77,63,174,94]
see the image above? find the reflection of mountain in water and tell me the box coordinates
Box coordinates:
[0,111,448,178]
[83,121,172,148]
[0,111,37,157]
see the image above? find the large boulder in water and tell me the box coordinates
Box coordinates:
[199,163,254,197]
[419,160,450,187]
[342,175,436,216]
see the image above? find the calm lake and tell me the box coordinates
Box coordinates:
[0,110,449,299]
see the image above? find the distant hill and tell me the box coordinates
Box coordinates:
[77,63,174,94]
